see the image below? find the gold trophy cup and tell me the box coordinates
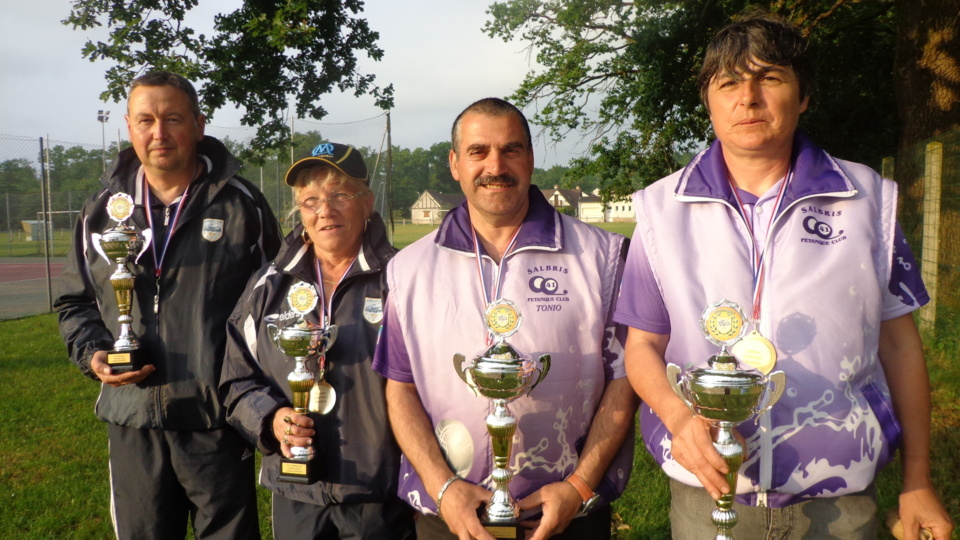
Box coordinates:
[266,282,337,484]
[93,193,151,373]
[453,300,550,540]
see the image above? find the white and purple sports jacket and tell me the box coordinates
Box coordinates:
[373,187,634,515]
[614,133,927,507]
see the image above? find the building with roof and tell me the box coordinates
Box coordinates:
[410,190,466,225]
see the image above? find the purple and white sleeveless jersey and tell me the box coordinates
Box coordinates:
[614,133,928,507]
[373,188,633,515]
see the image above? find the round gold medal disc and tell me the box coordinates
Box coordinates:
[704,305,745,344]
[107,193,134,222]
[288,282,319,315]
[485,301,520,337]
[731,331,778,374]
[309,381,336,414]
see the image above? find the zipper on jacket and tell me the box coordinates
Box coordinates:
[154,276,161,315]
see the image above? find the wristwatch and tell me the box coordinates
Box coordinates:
[565,473,601,516]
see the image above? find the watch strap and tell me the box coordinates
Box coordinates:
[565,473,594,503]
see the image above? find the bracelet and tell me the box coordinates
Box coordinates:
[436,475,460,522]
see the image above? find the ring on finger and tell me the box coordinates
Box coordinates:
[282,436,289,446]
[284,427,292,435]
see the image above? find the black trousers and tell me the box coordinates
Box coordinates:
[272,494,416,540]
[107,424,260,540]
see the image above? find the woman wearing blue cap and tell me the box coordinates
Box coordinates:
[220,142,414,539]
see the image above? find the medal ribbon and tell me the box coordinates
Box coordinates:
[144,171,193,314]
[313,256,357,327]
[729,168,791,325]
[313,254,356,374]
[472,225,522,344]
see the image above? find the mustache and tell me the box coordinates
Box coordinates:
[474,174,519,187]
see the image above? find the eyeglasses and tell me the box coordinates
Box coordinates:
[296,192,366,213]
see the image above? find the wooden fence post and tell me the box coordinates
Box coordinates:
[919,142,943,336]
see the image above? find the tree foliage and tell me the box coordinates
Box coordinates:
[0,159,40,194]
[63,0,393,152]
[485,0,898,198]
[47,145,104,194]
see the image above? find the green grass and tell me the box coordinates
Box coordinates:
[1,229,71,257]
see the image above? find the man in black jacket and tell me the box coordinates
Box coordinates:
[55,71,282,539]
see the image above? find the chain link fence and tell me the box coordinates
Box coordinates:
[0,135,105,319]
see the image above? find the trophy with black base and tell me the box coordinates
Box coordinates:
[666,300,786,540]
[453,299,551,540]
[266,282,337,484]
[93,193,151,373]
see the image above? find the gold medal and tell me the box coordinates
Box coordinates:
[287,282,319,316]
[309,380,336,414]
[732,330,778,374]
[106,192,135,223]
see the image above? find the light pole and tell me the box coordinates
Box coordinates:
[97,110,110,173]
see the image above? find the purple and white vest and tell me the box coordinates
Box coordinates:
[629,136,912,507]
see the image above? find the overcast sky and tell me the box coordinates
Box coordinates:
[0,0,586,169]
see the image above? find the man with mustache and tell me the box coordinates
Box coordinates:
[615,10,953,539]
[55,71,282,539]
[373,97,639,540]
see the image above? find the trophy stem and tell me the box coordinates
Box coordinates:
[711,422,743,540]
[288,357,315,415]
[485,399,519,523]
[111,263,140,349]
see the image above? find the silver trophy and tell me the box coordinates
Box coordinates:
[265,282,338,484]
[453,299,551,540]
[666,300,785,540]
[92,193,152,373]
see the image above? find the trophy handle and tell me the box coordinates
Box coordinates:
[91,233,110,264]
[453,354,478,396]
[266,322,280,349]
[755,370,786,420]
[136,229,153,264]
[527,354,551,394]
[313,324,338,356]
[665,363,695,413]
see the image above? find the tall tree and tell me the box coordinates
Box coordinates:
[484,0,900,198]
[64,0,393,151]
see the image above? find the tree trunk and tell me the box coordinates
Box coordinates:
[894,0,960,156]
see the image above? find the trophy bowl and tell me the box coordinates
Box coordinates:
[678,367,771,424]
[99,226,143,263]
[463,342,547,401]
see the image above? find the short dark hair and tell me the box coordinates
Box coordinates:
[697,10,814,108]
[451,98,532,156]
[129,71,203,118]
